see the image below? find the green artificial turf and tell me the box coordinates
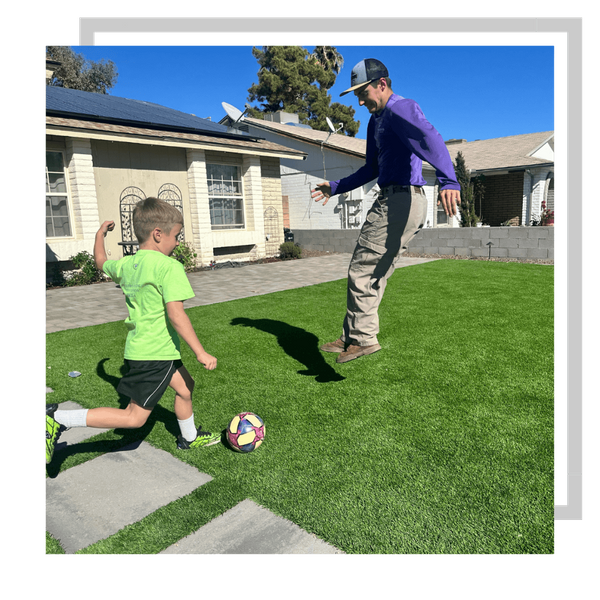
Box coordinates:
[46,260,554,554]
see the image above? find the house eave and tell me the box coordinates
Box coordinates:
[46,117,307,161]
[470,163,554,175]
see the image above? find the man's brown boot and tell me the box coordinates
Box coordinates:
[320,338,346,353]
[336,343,381,363]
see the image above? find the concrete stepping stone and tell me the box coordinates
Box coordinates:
[46,441,213,553]
[160,498,344,554]
[46,403,343,554]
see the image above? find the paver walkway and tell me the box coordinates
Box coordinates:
[46,253,358,333]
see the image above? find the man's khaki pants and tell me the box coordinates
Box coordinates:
[341,186,428,347]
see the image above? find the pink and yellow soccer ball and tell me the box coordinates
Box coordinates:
[226,412,265,453]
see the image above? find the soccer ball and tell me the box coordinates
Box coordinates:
[226,412,265,453]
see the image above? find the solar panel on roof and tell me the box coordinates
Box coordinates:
[46,86,250,137]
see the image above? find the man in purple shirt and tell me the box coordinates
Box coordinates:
[312,58,461,363]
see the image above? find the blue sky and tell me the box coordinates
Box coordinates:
[74,45,553,143]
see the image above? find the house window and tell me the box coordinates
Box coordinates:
[436,204,449,226]
[46,151,72,237]
[206,164,245,230]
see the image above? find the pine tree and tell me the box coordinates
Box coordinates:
[454,151,478,227]
[246,46,360,137]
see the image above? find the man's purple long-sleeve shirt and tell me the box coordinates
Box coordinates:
[330,94,460,197]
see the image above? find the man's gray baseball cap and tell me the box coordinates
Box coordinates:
[340,58,389,97]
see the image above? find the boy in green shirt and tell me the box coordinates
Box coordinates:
[46,198,220,464]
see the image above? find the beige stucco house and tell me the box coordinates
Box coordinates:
[45,82,306,281]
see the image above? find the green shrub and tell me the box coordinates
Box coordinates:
[64,251,104,286]
[173,242,198,271]
[279,242,302,260]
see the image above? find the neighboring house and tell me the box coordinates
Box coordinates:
[222,110,554,230]
[45,82,306,281]
[221,111,426,231]
[444,132,554,226]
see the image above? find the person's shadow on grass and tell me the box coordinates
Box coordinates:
[230,317,345,383]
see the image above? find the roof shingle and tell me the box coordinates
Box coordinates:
[443,132,554,171]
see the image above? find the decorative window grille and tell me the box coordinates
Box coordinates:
[158,183,185,243]
[264,206,280,255]
[119,184,185,255]
[119,186,146,255]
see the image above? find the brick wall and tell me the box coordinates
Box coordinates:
[480,172,525,226]
[293,226,554,260]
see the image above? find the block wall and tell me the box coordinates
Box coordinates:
[293,226,554,260]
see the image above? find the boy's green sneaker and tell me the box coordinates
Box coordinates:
[177,426,221,449]
[46,404,62,464]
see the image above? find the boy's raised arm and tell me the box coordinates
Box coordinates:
[94,220,115,270]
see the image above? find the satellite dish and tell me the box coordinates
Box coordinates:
[323,117,344,146]
[222,102,249,124]
[325,116,343,135]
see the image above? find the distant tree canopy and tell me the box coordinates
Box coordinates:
[46,46,118,94]
[247,46,360,137]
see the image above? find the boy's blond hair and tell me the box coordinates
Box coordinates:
[133,197,184,243]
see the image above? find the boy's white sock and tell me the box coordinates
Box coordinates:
[178,414,197,442]
[54,409,89,428]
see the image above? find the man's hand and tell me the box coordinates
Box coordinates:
[311,182,333,206]
[437,189,461,217]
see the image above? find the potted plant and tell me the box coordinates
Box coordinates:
[540,200,554,226]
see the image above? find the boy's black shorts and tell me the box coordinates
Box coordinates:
[117,359,184,410]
